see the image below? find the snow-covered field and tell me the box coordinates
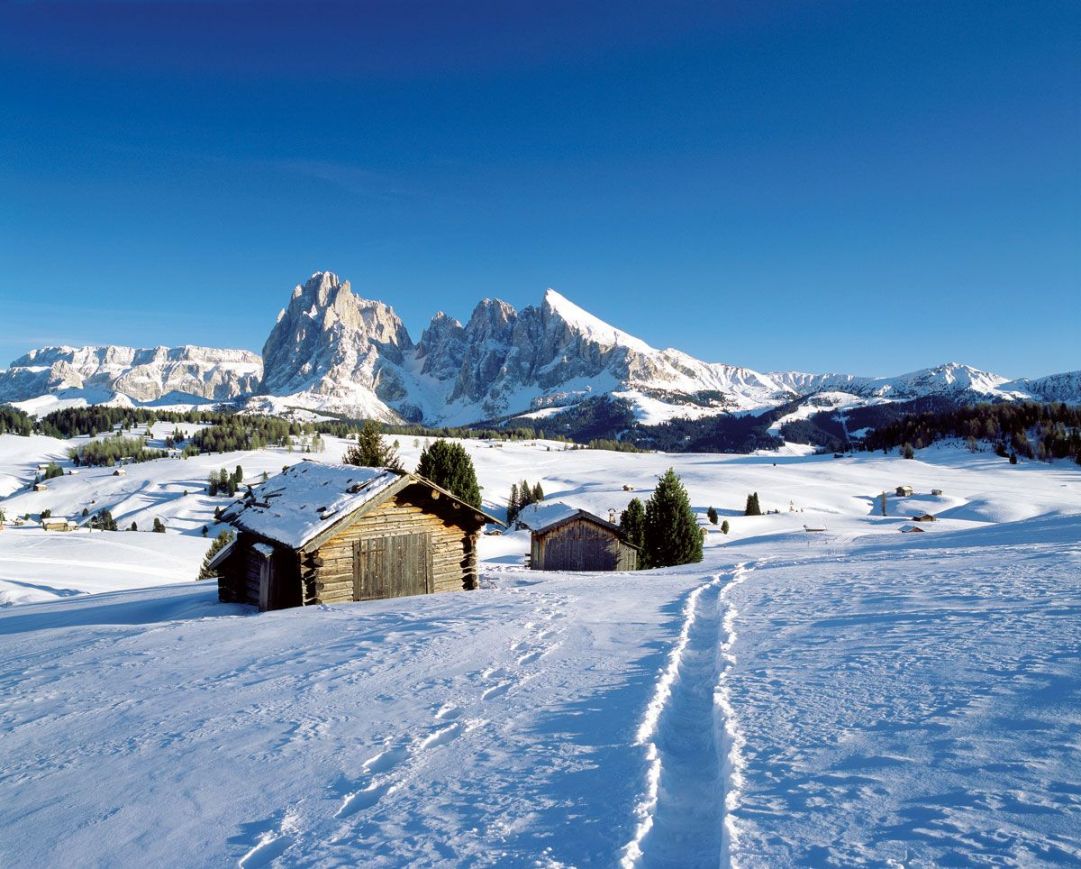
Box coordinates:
[1,433,1080,866]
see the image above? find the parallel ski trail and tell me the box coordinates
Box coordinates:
[622,563,754,869]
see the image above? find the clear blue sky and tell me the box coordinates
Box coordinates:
[1,1,1077,379]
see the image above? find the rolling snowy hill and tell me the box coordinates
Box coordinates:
[1,433,1079,866]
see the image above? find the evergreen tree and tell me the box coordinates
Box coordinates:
[619,498,646,562]
[902,442,915,459]
[643,469,702,568]
[90,508,117,531]
[198,531,235,579]
[129,521,138,531]
[508,483,520,523]
[81,507,89,517]
[416,440,482,507]
[343,420,403,469]
[214,506,224,521]
[532,481,544,502]
[233,465,244,484]
[744,492,762,516]
[721,519,730,535]
[152,517,166,533]
[707,506,718,525]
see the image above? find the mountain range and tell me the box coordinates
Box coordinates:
[2,271,1077,429]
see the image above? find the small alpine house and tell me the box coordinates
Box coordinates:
[215,462,500,611]
[519,502,639,572]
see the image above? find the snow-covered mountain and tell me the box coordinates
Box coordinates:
[0,345,262,408]
[255,274,795,424]
[2,270,1078,425]
[768,362,1026,403]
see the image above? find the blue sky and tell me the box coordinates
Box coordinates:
[1,1,1077,378]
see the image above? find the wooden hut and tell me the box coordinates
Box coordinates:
[214,462,501,612]
[895,485,914,497]
[520,503,638,572]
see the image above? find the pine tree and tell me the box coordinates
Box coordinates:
[130,521,138,531]
[619,498,646,563]
[707,506,718,524]
[90,508,117,531]
[902,442,915,460]
[508,483,520,523]
[343,420,402,470]
[532,482,544,502]
[643,469,702,567]
[416,440,482,507]
[720,519,730,535]
[152,517,166,533]
[233,465,244,484]
[198,531,234,579]
[744,492,762,516]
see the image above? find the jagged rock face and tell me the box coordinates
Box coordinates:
[8,270,1080,424]
[0,345,262,403]
[260,272,414,414]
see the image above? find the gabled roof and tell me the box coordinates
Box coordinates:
[517,501,637,546]
[221,461,501,550]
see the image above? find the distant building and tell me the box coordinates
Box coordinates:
[895,485,914,497]
[113,468,126,476]
[32,482,48,492]
[931,488,943,496]
[911,513,937,522]
[41,517,78,532]
[519,502,639,572]
[899,524,926,533]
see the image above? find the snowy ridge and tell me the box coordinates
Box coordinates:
[542,288,654,354]
[0,344,262,408]
[4,271,1079,427]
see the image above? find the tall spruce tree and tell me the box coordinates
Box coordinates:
[416,440,482,508]
[707,506,719,524]
[643,469,702,567]
[619,498,646,565]
[744,492,762,516]
[507,483,520,523]
[343,420,402,470]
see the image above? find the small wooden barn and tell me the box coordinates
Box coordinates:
[896,485,914,497]
[41,517,78,532]
[521,503,639,572]
[214,462,501,611]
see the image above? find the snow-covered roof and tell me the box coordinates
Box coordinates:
[222,462,402,550]
[515,501,581,531]
[516,501,626,537]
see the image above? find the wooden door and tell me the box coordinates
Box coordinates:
[353,533,432,601]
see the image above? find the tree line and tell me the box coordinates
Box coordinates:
[864,401,1081,463]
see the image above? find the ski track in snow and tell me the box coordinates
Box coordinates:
[622,562,755,869]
